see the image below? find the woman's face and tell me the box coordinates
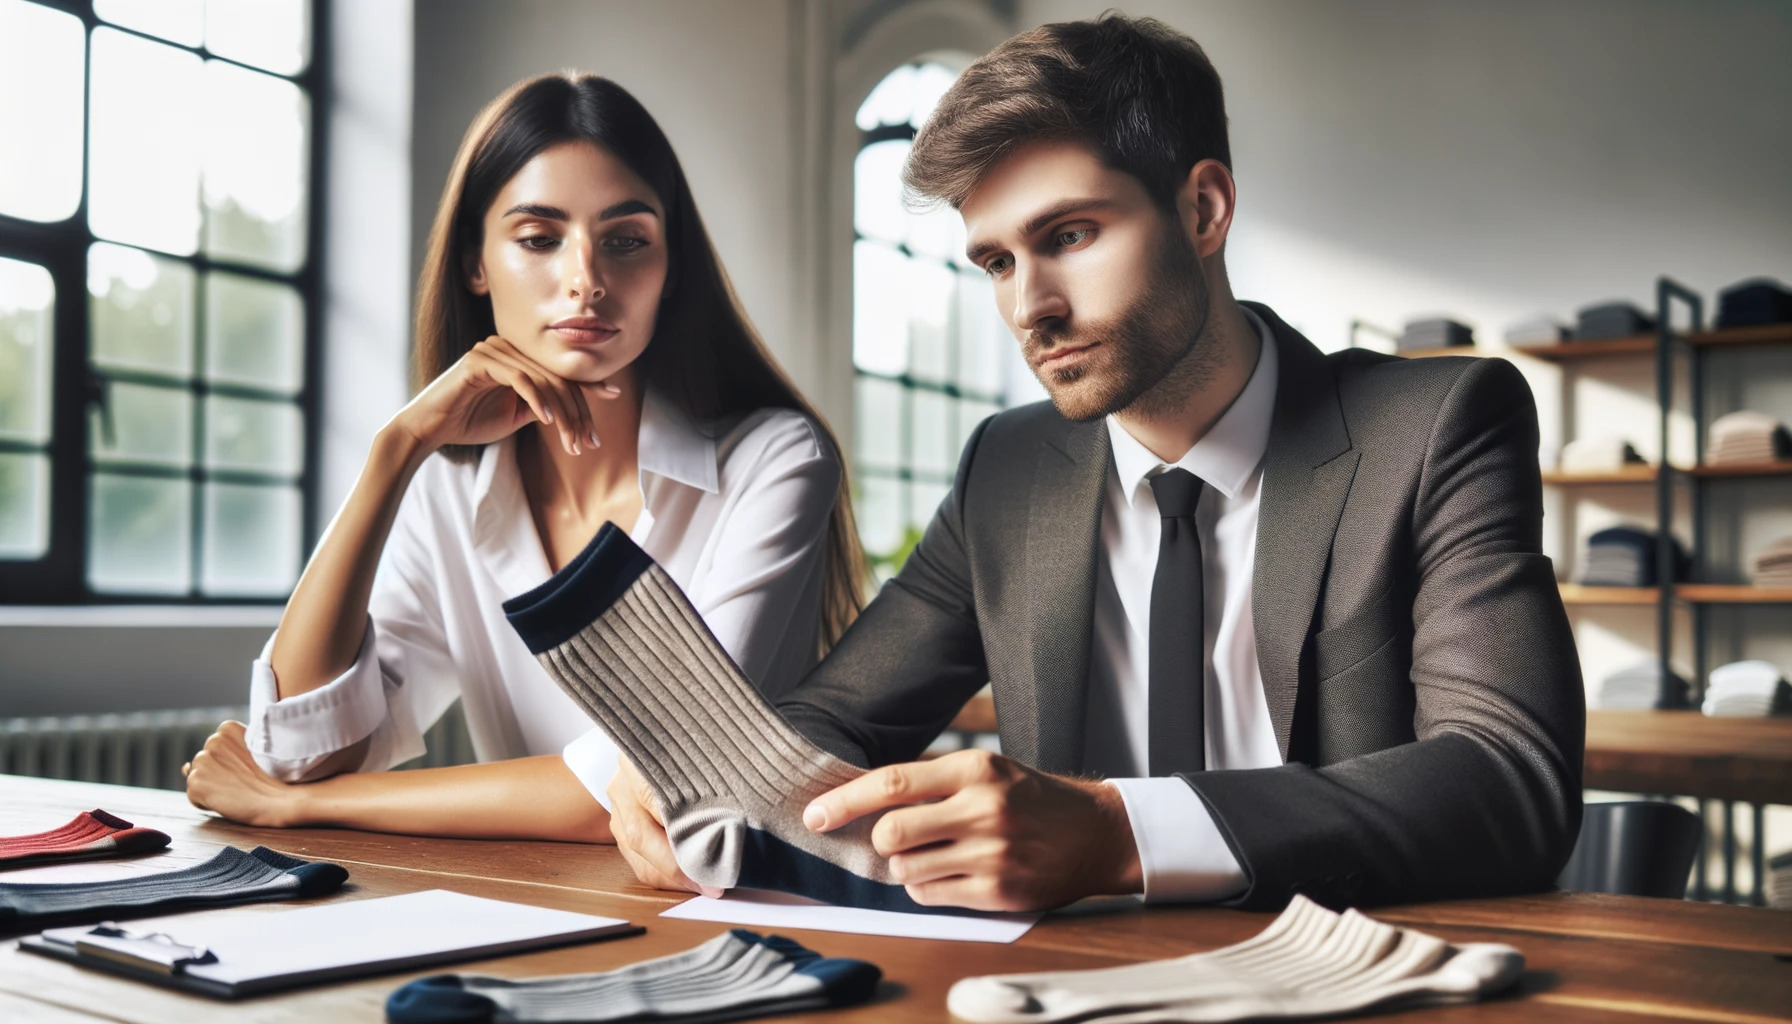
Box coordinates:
[468,140,670,383]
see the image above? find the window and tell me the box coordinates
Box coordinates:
[0,0,319,603]
[851,61,1037,577]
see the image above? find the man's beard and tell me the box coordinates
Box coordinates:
[1023,223,1214,423]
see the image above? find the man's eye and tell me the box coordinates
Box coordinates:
[1055,228,1090,247]
[985,255,1011,276]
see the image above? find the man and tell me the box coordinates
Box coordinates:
[607,12,1584,912]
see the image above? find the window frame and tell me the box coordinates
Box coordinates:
[0,0,327,605]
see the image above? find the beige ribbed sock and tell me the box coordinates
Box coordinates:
[947,895,1523,1023]
[504,525,926,912]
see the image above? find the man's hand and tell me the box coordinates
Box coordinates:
[802,749,1143,912]
[183,721,303,827]
[605,757,723,898]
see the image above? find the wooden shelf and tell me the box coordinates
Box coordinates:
[1687,324,1792,349]
[1559,583,1658,605]
[1540,465,1657,484]
[1675,584,1792,604]
[1513,335,1655,361]
[1683,459,1792,478]
[1401,346,1479,359]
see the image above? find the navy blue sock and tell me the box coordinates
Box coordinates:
[0,846,347,929]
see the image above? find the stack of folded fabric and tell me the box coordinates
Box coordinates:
[1574,301,1655,340]
[1706,410,1792,465]
[1769,850,1792,910]
[1701,660,1792,718]
[1596,660,1689,710]
[1578,525,1687,587]
[1750,535,1792,587]
[1397,317,1474,352]
[1715,278,1792,329]
[1504,315,1570,345]
[1560,437,1645,473]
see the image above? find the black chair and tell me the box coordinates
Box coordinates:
[1556,801,1703,898]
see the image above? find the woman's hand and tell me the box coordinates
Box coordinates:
[391,335,621,456]
[183,721,305,828]
[607,757,721,897]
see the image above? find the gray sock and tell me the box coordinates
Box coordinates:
[386,928,881,1023]
[503,524,929,912]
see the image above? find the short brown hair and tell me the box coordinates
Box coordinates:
[904,12,1230,209]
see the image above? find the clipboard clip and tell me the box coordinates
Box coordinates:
[74,923,219,975]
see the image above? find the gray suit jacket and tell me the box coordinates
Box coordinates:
[779,302,1585,909]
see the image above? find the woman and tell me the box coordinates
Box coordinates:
[181,73,865,844]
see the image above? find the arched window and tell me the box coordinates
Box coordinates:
[850,60,1038,577]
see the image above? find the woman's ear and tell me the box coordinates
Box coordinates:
[463,249,490,296]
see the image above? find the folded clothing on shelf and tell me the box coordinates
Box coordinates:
[1577,525,1688,588]
[1769,850,1792,910]
[1596,659,1689,710]
[1715,277,1792,329]
[1574,301,1656,341]
[1504,315,1570,345]
[1560,437,1645,473]
[1706,410,1792,466]
[1750,534,1792,588]
[1397,317,1474,352]
[1701,659,1792,718]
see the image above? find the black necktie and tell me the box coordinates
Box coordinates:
[1148,468,1206,776]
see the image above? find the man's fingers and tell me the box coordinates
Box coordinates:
[804,758,970,832]
[888,835,1000,887]
[869,797,975,857]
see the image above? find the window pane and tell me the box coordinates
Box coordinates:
[89,472,192,594]
[94,0,204,46]
[911,63,956,128]
[855,64,915,132]
[852,374,903,471]
[204,60,309,271]
[910,479,951,530]
[856,474,904,561]
[206,0,310,77]
[89,242,196,377]
[958,398,1001,458]
[907,258,954,384]
[955,270,1007,397]
[0,453,49,560]
[91,381,193,466]
[205,396,302,475]
[853,241,908,376]
[0,257,54,443]
[205,272,304,392]
[0,0,84,222]
[853,140,910,246]
[202,482,299,596]
[912,388,953,477]
[89,28,204,256]
[907,202,964,265]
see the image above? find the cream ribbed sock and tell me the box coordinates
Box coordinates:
[503,524,922,912]
[947,895,1523,1023]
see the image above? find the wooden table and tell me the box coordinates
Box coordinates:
[1583,709,1792,805]
[2,775,1789,1023]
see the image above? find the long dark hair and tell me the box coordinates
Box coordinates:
[414,73,868,651]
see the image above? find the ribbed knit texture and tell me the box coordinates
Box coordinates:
[0,810,169,869]
[0,846,347,926]
[504,524,925,912]
[947,894,1523,1023]
[387,928,881,1024]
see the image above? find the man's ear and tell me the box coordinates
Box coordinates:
[463,249,490,296]
[1177,159,1236,260]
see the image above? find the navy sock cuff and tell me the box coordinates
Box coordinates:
[502,521,654,654]
[247,847,349,897]
[386,975,496,1024]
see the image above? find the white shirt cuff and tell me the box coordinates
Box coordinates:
[1106,777,1248,903]
[562,728,622,811]
[245,620,390,781]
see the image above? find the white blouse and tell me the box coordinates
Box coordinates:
[244,391,840,807]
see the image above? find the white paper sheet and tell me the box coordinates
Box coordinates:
[661,888,1039,943]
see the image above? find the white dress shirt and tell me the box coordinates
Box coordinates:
[245,390,839,809]
[1090,306,1283,902]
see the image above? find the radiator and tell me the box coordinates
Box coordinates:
[0,703,477,790]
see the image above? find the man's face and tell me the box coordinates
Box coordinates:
[960,141,1210,422]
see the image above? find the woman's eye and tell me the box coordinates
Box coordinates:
[1055,228,1091,247]
[605,236,648,251]
[517,236,558,251]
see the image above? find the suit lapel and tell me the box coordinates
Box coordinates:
[1246,303,1359,762]
[1021,418,1109,774]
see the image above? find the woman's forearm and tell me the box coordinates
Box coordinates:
[283,755,613,843]
[269,426,431,700]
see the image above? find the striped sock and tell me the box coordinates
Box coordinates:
[503,523,922,912]
[946,895,1525,1023]
[386,928,881,1024]
[0,846,347,928]
[0,810,169,869]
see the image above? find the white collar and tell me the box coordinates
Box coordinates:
[1106,304,1279,507]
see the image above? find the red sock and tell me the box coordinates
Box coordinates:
[0,810,170,868]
